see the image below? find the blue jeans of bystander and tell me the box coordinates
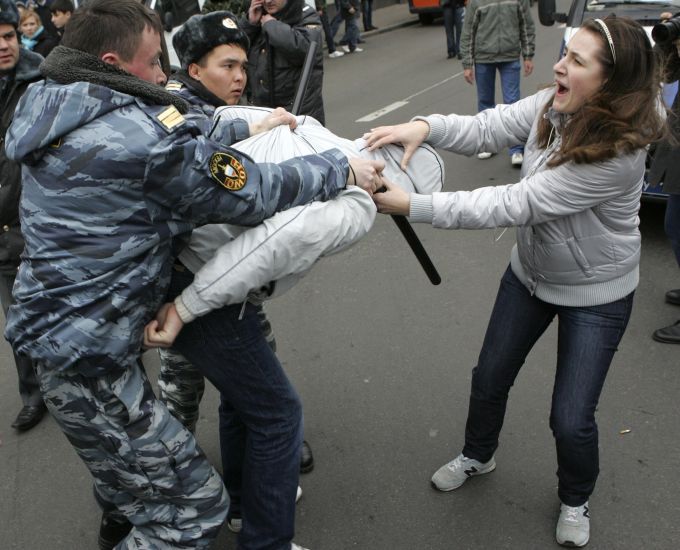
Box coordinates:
[462,266,634,507]
[442,6,464,57]
[475,60,523,155]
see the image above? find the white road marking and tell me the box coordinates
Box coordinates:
[355,71,465,123]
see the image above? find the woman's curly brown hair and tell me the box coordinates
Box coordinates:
[536,16,666,167]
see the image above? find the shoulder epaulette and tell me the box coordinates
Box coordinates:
[156,105,186,131]
[165,81,183,92]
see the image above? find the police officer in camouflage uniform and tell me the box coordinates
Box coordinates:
[3,1,378,548]
[0,0,47,432]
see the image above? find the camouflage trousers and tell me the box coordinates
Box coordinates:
[158,302,277,432]
[35,360,228,549]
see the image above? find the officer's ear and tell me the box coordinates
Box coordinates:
[101,51,123,70]
[187,62,201,81]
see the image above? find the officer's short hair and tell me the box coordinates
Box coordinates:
[50,0,75,15]
[61,0,162,61]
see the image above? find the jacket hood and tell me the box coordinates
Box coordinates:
[6,46,188,165]
[274,0,304,25]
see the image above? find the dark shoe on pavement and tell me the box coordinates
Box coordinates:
[665,289,680,305]
[99,511,133,550]
[300,440,314,473]
[457,53,462,60]
[652,320,680,344]
[447,52,455,59]
[227,513,242,533]
[11,402,47,431]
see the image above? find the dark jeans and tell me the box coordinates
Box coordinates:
[442,5,464,56]
[664,193,680,266]
[463,266,634,506]
[0,272,42,407]
[475,60,523,155]
[319,10,336,53]
[167,268,303,550]
[362,0,374,30]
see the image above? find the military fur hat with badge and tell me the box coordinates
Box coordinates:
[0,0,20,28]
[172,11,250,69]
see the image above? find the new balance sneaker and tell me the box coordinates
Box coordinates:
[328,50,344,58]
[430,453,496,491]
[511,152,524,166]
[350,47,363,53]
[341,45,350,53]
[556,502,590,547]
[477,151,493,160]
[291,544,309,550]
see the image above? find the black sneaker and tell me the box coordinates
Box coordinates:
[99,511,133,550]
[300,440,314,474]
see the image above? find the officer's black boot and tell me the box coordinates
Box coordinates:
[98,511,133,550]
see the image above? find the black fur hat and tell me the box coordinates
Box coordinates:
[172,11,249,69]
[0,0,19,28]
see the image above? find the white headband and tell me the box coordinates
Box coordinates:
[594,19,616,64]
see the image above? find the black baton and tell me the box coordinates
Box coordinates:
[291,40,441,285]
[291,40,318,116]
[391,214,441,285]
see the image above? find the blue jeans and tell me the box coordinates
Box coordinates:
[343,15,360,50]
[442,6,464,56]
[463,266,634,506]
[664,193,680,266]
[167,268,303,550]
[475,60,523,155]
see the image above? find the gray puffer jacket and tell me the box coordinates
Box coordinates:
[409,88,644,307]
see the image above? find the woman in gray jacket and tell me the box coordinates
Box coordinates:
[364,17,664,548]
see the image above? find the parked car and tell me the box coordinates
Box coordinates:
[408,0,442,25]
[538,0,680,200]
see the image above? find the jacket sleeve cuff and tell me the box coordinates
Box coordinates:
[409,193,434,223]
[211,117,251,146]
[174,294,198,324]
[412,115,447,147]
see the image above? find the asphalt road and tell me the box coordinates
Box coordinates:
[2,9,679,550]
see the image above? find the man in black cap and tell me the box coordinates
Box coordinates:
[0,0,47,432]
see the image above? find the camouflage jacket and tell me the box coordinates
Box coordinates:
[4,46,348,376]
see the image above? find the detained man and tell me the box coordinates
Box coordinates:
[158,11,386,550]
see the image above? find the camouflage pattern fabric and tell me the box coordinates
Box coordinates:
[36,360,228,549]
[158,348,205,433]
[158,302,277,431]
[3,78,348,377]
